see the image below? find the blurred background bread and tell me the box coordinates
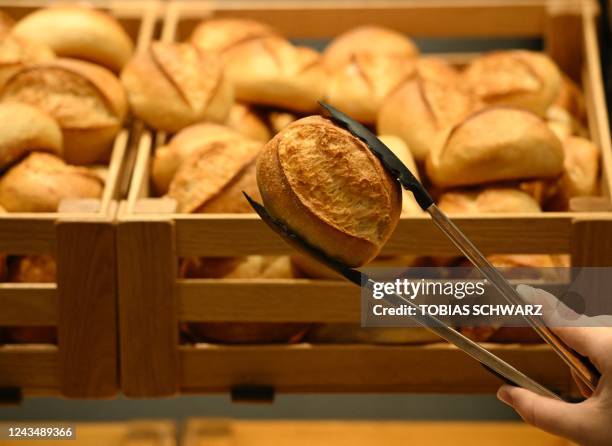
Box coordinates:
[0,102,62,170]
[0,152,103,212]
[257,116,401,267]
[121,41,233,133]
[426,107,564,188]
[225,103,271,142]
[322,25,419,70]
[1,58,127,165]
[461,50,561,116]
[12,5,133,72]
[0,10,14,35]
[190,18,326,112]
[556,136,600,208]
[438,188,541,214]
[0,33,54,89]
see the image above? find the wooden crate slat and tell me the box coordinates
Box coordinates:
[0,217,56,254]
[172,214,573,257]
[0,284,57,326]
[179,343,572,394]
[0,345,59,390]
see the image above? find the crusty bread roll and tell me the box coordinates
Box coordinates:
[1,58,127,165]
[121,41,233,133]
[559,136,599,201]
[461,50,561,116]
[554,74,586,123]
[322,25,419,71]
[414,57,460,85]
[0,33,55,89]
[0,152,103,212]
[0,102,62,170]
[325,53,415,123]
[378,135,421,215]
[152,123,248,195]
[8,254,56,283]
[426,107,564,188]
[545,104,587,141]
[168,134,262,213]
[0,10,14,35]
[12,6,133,72]
[225,103,271,142]
[257,116,402,267]
[268,110,298,134]
[438,188,541,214]
[377,74,479,161]
[308,325,440,345]
[191,19,326,112]
[181,255,309,344]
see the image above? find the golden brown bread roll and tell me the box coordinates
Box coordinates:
[0,10,14,35]
[268,110,298,133]
[438,188,541,214]
[181,255,309,344]
[0,102,62,169]
[12,5,133,72]
[225,103,271,142]
[377,74,479,161]
[559,136,599,201]
[322,25,419,71]
[257,116,401,267]
[168,135,262,213]
[461,50,561,116]
[0,33,54,89]
[1,58,127,165]
[426,107,564,188]
[308,325,440,345]
[414,57,460,85]
[121,41,233,133]
[191,19,326,112]
[554,74,586,123]
[325,53,415,123]
[8,254,56,283]
[0,152,103,212]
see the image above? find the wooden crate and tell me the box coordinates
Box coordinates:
[0,0,158,399]
[117,0,612,397]
[182,419,574,446]
[0,420,175,446]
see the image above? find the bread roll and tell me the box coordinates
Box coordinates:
[225,103,271,142]
[0,10,14,35]
[545,105,587,141]
[0,33,54,89]
[191,19,325,112]
[438,188,541,214]
[12,6,133,72]
[121,41,233,133]
[268,110,298,133]
[325,53,415,123]
[377,75,479,161]
[181,255,309,344]
[415,57,460,85]
[168,135,262,213]
[0,102,62,169]
[462,50,561,116]
[554,74,586,123]
[323,25,419,70]
[308,325,440,345]
[426,107,564,188]
[0,152,103,212]
[257,116,401,267]
[378,135,421,215]
[8,254,56,282]
[560,136,599,200]
[152,123,247,195]
[1,58,127,165]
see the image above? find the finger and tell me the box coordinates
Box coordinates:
[497,385,591,444]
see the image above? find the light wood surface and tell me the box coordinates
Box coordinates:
[183,419,573,446]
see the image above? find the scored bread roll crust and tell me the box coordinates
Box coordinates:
[168,136,262,213]
[152,123,247,195]
[322,25,419,71]
[12,6,133,72]
[377,73,479,161]
[225,103,271,142]
[0,152,103,212]
[121,41,233,133]
[257,116,402,267]
[1,58,127,165]
[438,188,541,214]
[0,33,55,89]
[191,19,325,112]
[325,53,416,124]
[560,136,599,201]
[0,102,62,169]
[426,107,564,188]
[461,50,561,116]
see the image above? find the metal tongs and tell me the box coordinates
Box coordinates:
[244,102,600,401]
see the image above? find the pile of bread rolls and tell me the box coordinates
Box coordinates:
[0,5,132,344]
[121,19,600,346]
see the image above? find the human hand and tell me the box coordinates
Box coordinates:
[496,285,612,446]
